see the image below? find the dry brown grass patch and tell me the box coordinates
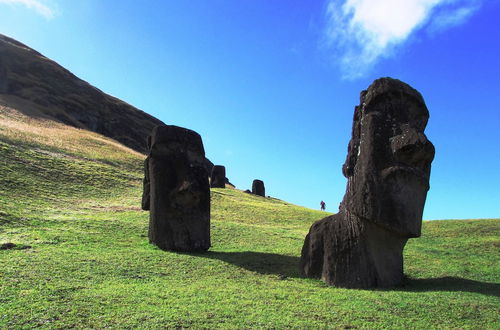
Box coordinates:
[0,105,143,163]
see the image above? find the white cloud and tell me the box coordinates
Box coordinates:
[324,0,482,79]
[0,0,55,19]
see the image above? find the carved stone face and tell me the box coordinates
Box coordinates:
[149,125,208,208]
[343,78,435,237]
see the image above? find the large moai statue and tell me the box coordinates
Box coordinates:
[252,179,265,197]
[300,78,435,288]
[147,125,211,252]
[210,165,226,188]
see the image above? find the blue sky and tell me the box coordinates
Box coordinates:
[1,0,499,220]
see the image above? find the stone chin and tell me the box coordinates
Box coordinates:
[343,173,427,238]
[378,166,430,238]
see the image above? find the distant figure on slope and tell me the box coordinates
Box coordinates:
[320,201,326,211]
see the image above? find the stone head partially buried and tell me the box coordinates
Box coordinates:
[341,78,435,237]
[300,77,435,288]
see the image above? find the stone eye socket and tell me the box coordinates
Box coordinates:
[391,129,435,168]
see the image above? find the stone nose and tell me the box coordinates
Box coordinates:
[390,128,435,168]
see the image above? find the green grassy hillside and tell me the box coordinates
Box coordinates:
[1,107,499,328]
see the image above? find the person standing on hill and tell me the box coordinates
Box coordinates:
[320,201,326,211]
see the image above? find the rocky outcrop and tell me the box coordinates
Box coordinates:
[0,56,7,93]
[0,34,228,181]
[0,34,164,154]
[147,125,211,252]
[300,77,435,288]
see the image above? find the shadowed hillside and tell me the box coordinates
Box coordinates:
[0,104,499,328]
[0,33,163,153]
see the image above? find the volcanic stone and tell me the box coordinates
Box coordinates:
[148,125,211,252]
[0,242,16,250]
[252,180,265,197]
[210,165,226,188]
[141,157,150,210]
[300,77,435,288]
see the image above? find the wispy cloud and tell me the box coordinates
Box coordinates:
[429,2,481,32]
[0,0,55,19]
[324,0,482,79]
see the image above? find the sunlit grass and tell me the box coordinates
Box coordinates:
[0,109,499,328]
[0,106,142,164]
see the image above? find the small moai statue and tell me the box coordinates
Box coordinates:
[210,165,226,188]
[252,179,265,197]
[147,125,211,251]
[300,77,435,288]
[141,136,152,211]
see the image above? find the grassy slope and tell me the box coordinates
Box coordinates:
[1,107,499,328]
[0,33,164,154]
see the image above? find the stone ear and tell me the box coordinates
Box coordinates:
[342,106,362,178]
[342,140,357,177]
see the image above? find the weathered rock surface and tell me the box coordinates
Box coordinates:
[141,157,150,210]
[0,242,16,250]
[147,125,211,251]
[300,77,435,288]
[0,242,31,250]
[252,180,265,197]
[210,165,226,188]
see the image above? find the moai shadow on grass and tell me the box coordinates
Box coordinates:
[252,179,265,197]
[300,77,435,288]
[210,165,226,188]
[145,125,211,252]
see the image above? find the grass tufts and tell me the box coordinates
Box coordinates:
[0,108,498,328]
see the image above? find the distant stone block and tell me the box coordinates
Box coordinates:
[210,165,226,188]
[252,179,265,197]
